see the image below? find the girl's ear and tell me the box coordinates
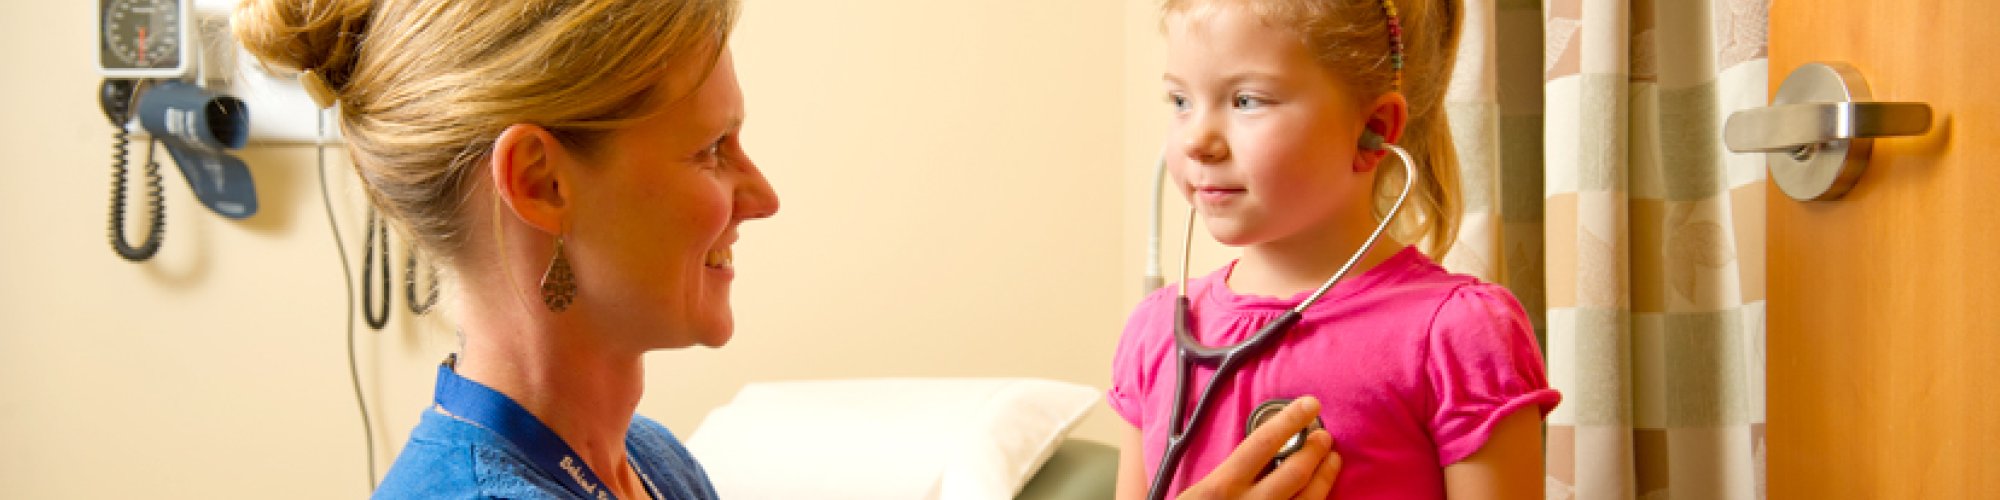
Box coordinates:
[1354,93,1410,173]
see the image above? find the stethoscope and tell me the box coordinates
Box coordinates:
[1145,132,1417,500]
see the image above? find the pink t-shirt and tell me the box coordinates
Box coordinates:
[1109,246,1560,498]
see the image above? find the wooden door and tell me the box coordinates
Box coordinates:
[1766,0,2000,497]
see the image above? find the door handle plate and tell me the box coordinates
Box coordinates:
[1724,62,1933,201]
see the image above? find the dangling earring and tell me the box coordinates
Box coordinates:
[540,236,577,312]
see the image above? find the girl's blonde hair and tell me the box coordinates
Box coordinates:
[1165,0,1464,258]
[232,0,741,264]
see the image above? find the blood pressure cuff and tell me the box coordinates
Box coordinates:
[137,81,258,219]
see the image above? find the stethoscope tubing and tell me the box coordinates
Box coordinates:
[1144,144,1418,500]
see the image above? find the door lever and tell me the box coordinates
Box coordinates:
[1725,101,1930,155]
[1723,62,1933,201]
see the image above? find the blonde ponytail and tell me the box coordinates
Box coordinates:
[1380,104,1461,258]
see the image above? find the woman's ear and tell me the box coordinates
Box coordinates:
[489,124,572,235]
[1354,93,1410,173]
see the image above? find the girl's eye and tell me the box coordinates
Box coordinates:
[1168,94,1190,112]
[1233,94,1266,110]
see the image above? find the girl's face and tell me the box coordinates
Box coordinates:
[1163,5,1379,249]
[568,48,781,350]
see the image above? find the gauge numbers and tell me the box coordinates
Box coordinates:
[99,0,187,77]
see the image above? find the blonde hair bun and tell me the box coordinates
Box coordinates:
[232,0,371,90]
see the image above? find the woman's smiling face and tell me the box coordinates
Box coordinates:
[567,48,781,349]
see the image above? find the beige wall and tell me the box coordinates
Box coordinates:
[1122,0,1241,291]
[0,0,1209,497]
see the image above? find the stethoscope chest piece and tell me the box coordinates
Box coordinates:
[1246,398,1327,475]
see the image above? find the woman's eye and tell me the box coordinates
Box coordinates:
[697,136,728,163]
[1168,94,1190,112]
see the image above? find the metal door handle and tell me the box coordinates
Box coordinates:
[1723,62,1933,201]
[1725,101,1931,154]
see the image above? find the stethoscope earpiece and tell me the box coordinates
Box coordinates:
[1360,130,1386,151]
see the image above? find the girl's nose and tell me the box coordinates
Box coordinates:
[1181,115,1229,164]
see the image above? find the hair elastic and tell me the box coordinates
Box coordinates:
[300,70,338,109]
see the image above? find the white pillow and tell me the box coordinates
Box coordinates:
[686,378,1101,500]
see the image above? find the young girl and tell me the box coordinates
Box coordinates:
[1110,0,1560,498]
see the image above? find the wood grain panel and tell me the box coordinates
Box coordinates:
[1767,0,2000,497]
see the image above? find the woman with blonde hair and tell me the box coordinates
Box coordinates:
[233,0,1334,497]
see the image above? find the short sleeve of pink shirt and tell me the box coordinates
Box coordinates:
[1424,282,1560,465]
[1107,288,1171,429]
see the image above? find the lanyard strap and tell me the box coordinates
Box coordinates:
[433,356,621,500]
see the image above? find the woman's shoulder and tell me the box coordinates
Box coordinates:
[628,415,722,500]
[374,421,483,497]
[627,415,696,462]
[375,409,566,498]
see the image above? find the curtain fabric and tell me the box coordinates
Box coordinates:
[1442,0,1771,498]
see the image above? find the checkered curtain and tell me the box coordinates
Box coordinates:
[1440,0,1770,498]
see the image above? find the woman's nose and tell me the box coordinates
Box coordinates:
[734,157,780,221]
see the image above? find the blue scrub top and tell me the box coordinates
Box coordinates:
[373,370,719,499]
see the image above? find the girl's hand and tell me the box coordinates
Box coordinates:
[1177,397,1342,500]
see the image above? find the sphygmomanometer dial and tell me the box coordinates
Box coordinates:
[99,0,187,76]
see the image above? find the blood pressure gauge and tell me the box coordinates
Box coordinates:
[98,0,191,78]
